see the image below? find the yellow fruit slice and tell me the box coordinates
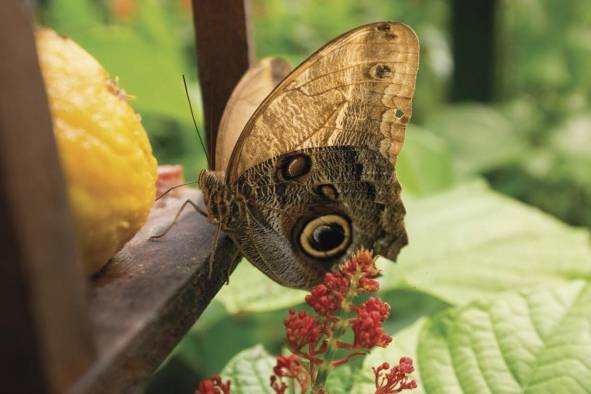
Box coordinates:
[36,28,158,275]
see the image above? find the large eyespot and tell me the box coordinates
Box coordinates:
[299,214,351,259]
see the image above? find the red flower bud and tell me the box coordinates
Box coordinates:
[341,249,380,293]
[195,375,231,394]
[270,355,309,394]
[284,309,323,352]
[351,297,392,349]
[373,357,417,393]
[305,273,349,316]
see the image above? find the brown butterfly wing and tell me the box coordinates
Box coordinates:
[232,146,405,288]
[226,22,419,182]
[220,22,419,288]
[215,57,292,172]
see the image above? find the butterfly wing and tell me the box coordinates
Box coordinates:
[215,57,292,171]
[223,22,419,288]
[226,22,419,182]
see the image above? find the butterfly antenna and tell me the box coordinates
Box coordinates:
[182,74,210,166]
[155,180,198,201]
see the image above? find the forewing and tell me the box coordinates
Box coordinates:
[226,22,419,182]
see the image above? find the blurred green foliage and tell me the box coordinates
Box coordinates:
[37,0,591,392]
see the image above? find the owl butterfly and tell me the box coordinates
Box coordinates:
[199,22,419,289]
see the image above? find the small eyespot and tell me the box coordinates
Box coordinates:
[369,64,392,80]
[376,24,397,39]
[395,109,405,118]
[313,184,339,201]
[299,214,351,259]
[277,153,311,180]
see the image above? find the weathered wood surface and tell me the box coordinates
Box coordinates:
[192,0,253,169]
[0,1,95,393]
[70,190,240,394]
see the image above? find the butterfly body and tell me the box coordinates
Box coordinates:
[203,22,419,289]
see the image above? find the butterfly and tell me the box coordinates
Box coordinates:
[199,22,419,289]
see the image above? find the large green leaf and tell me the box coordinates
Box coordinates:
[217,262,305,314]
[325,364,355,394]
[397,125,456,197]
[425,104,527,176]
[220,345,276,394]
[548,113,591,188]
[381,180,591,304]
[418,280,591,393]
[354,280,591,394]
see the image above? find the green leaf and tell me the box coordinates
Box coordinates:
[162,304,286,378]
[381,289,450,335]
[42,0,103,33]
[397,125,456,197]
[217,261,305,314]
[325,364,355,394]
[418,280,591,393]
[381,180,591,304]
[548,113,591,187]
[425,104,527,176]
[220,345,276,394]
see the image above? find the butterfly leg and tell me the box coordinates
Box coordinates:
[150,198,207,239]
[207,224,221,279]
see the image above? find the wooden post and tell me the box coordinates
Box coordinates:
[451,0,497,102]
[192,0,253,169]
[0,1,95,393]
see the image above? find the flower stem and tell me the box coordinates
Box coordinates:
[312,321,347,392]
[313,268,362,392]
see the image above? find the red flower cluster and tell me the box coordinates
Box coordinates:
[304,249,381,318]
[270,355,309,394]
[275,250,413,393]
[373,357,418,394]
[194,375,231,394]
